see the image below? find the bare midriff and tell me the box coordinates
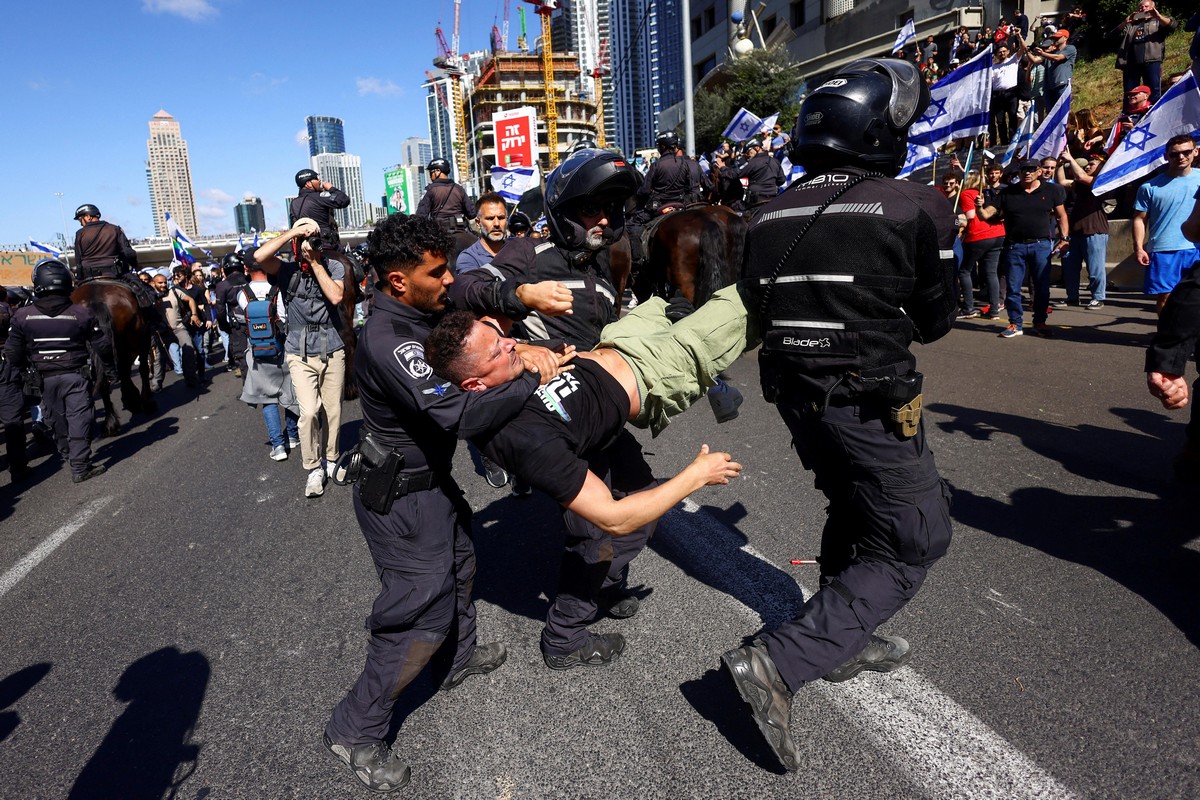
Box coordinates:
[576,350,640,421]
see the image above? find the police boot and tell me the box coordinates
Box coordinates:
[72,464,107,484]
[822,634,911,683]
[440,642,508,691]
[323,734,411,793]
[597,585,641,619]
[721,641,799,772]
[542,632,625,670]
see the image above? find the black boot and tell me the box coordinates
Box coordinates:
[440,642,508,691]
[722,641,799,772]
[323,734,411,793]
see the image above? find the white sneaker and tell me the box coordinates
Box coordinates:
[270,445,288,461]
[305,467,326,498]
[288,438,300,450]
[324,460,338,479]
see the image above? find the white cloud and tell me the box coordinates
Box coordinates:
[357,77,404,97]
[262,198,278,209]
[199,188,235,204]
[295,128,309,147]
[127,196,144,207]
[27,79,50,91]
[242,72,287,96]
[197,204,227,220]
[142,0,218,22]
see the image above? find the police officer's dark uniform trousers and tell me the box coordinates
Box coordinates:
[743,167,957,693]
[5,294,113,480]
[1146,258,1200,474]
[451,236,654,657]
[325,290,537,746]
[0,303,28,478]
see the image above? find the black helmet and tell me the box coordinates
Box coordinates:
[790,57,929,177]
[655,131,680,154]
[221,251,247,273]
[544,149,641,249]
[74,203,100,220]
[508,211,532,234]
[31,258,73,296]
[6,286,33,306]
[427,158,452,176]
[352,241,370,260]
[744,138,764,152]
[571,138,598,153]
[295,168,319,187]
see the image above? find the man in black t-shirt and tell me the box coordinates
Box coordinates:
[976,159,1070,338]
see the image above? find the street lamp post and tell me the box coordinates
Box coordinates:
[54,192,67,246]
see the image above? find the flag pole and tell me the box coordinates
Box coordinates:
[953,140,976,213]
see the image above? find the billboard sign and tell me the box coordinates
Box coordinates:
[493,107,538,167]
[384,166,417,214]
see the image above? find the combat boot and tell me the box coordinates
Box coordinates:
[722,641,799,772]
[822,634,911,683]
[598,585,641,619]
[323,734,411,793]
[543,632,625,670]
[440,642,508,691]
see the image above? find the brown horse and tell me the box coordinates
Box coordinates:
[628,204,747,309]
[71,280,156,437]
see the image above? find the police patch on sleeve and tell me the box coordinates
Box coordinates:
[394,342,433,380]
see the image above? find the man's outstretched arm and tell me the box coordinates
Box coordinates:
[565,445,741,535]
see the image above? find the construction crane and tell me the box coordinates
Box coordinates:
[524,1,559,168]
[433,0,470,183]
[517,6,528,51]
[592,38,609,148]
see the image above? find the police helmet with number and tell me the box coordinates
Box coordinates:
[790,57,929,176]
[427,158,452,176]
[74,203,101,220]
[221,251,247,273]
[655,131,680,154]
[31,259,74,296]
[294,169,319,187]
[544,149,641,249]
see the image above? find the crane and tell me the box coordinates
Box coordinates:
[592,37,609,148]
[433,0,470,183]
[516,6,528,51]
[524,1,559,169]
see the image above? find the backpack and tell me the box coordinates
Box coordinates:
[243,285,283,359]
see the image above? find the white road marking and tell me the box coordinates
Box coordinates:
[665,500,1079,799]
[0,496,114,599]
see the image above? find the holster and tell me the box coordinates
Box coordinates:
[22,367,43,398]
[356,432,406,515]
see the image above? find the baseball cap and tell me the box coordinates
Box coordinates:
[295,168,319,187]
[1019,159,1041,171]
[1128,85,1151,95]
[1051,30,1069,39]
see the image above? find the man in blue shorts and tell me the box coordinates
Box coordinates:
[1133,134,1200,314]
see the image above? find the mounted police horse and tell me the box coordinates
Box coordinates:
[71,279,156,437]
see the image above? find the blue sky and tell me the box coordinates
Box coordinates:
[2,0,510,245]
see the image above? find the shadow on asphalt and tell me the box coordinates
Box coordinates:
[951,315,1153,346]
[0,662,52,744]
[93,416,180,469]
[471,492,564,625]
[931,402,1200,647]
[679,667,789,775]
[68,647,209,800]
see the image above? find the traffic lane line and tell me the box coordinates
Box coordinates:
[0,496,114,599]
[662,499,1079,800]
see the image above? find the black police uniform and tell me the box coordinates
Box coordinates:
[739,151,786,205]
[416,178,477,231]
[214,271,249,372]
[4,295,113,479]
[742,166,957,693]
[290,186,352,246]
[0,302,28,478]
[472,360,657,655]
[73,220,138,280]
[325,290,538,747]
[1146,259,1200,460]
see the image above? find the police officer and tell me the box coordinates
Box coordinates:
[322,214,554,793]
[214,251,251,378]
[415,158,476,232]
[4,259,116,483]
[72,204,138,282]
[0,290,30,482]
[290,169,352,247]
[720,58,957,772]
[450,149,653,668]
[710,149,745,207]
[627,132,708,263]
[738,137,786,208]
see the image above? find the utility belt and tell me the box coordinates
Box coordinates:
[335,431,438,515]
[766,369,925,439]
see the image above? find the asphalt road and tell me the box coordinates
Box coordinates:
[1,290,1198,800]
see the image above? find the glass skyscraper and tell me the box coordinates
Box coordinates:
[306,115,346,156]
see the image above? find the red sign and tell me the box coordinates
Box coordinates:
[494,107,537,167]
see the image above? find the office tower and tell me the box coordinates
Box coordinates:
[234,194,266,234]
[145,109,199,237]
[306,115,346,156]
[311,152,367,229]
[401,136,434,192]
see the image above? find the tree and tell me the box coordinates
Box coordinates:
[691,48,806,154]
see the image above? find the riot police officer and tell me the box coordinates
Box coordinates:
[72,204,138,282]
[737,138,786,207]
[290,169,352,247]
[450,149,654,668]
[721,58,957,772]
[322,214,552,793]
[415,158,476,232]
[214,251,251,377]
[4,259,116,483]
[0,290,29,482]
[628,132,708,263]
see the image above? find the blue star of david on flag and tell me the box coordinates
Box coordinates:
[1123,128,1156,152]
[919,97,948,126]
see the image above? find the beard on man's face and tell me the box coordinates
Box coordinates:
[583,226,607,250]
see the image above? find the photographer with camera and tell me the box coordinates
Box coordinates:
[1116,0,1178,104]
[254,218,349,498]
[290,169,351,248]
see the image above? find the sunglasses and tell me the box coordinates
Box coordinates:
[1167,150,1195,158]
[575,200,620,217]
[1019,167,1039,172]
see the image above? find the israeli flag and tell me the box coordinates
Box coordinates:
[779,155,806,188]
[164,211,196,246]
[893,19,917,54]
[898,49,993,178]
[1093,71,1200,195]
[722,107,764,142]
[490,164,540,205]
[28,240,63,256]
[1029,83,1072,162]
[759,113,780,136]
[1000,110,1037,168]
